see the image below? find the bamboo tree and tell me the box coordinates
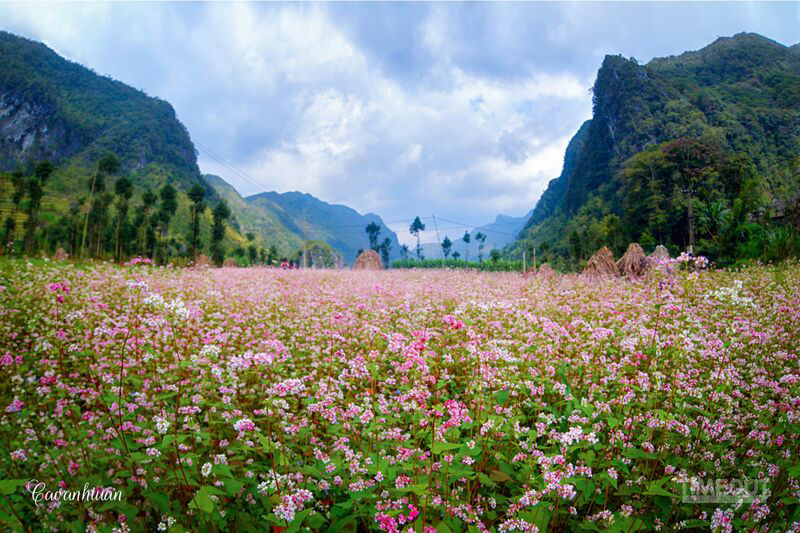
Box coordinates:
[23,161,54,255]
[81,155,119,258]
[113,177,133,261]
[188,184,206,260]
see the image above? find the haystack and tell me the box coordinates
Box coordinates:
[616,243,649,279]
[192,254,212,269]
[536,263,555,277]
[353,249,383,270]
[53,248,68,261]
[222,258,237,268]
[650,245,670,261]
[582,247,618,278]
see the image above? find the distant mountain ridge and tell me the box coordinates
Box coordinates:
[247,191,401,265]
[420,210,532,260]
[206,174,401,264]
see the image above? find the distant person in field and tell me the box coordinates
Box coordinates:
[281,258,289,269]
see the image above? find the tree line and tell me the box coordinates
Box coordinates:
[0,155,279,266]
[524,136,799,271]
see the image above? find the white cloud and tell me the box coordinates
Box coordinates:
[3,2,793,229]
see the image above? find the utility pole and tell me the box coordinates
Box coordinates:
[431,215,442,257]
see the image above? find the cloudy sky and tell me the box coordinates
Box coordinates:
[1,2,798,245]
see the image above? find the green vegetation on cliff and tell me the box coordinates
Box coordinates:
[514,33,800,270]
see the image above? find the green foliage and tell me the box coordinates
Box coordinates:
[392,257,524,272]
[515,33,800,269]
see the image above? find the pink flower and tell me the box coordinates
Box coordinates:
[233,417,256,432]
[5,398,23,413]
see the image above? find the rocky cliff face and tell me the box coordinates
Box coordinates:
[0,30,201,189]
[517,32,800,253]
[0,90,76,167]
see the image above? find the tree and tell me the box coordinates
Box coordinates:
[379,237,391,267]
[211,200,231,266]
[113,176,133,260]
[462,231,471,262]
[475,232,487,262]
[135,189,157,257]
[155,183,178,264]
[267,244,278,266]
[409,217,426,260]
[23,161,54,255]
[365,221,381,250]
[452,251,461,260]
[489,249,501,263]
[441,235,452,258]
[3,170,26,253]
[399,244,410,260]
[188,183,206,260]
[617,146,673,246]
[82,154,119,258]
[662,138,720,254]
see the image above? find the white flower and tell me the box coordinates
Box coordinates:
[201,462,212,477]
[154,415,170,435]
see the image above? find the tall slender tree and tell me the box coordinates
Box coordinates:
[113,176,133,260]
[379,237,391,266]
[211,200,231,266]
[409,216,426,260]
[462,231,471,262]
[475,232,487,262]
[441,235,453,258]
[23,161,54,255]
[365,221,381,250]
[3,170,26,253]
[82,154,119,258]
[188,183,206,260]
[155,183,178,264]
[662,138,720,254]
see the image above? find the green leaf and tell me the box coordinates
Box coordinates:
[223,478,243,496]
[432,442,462,454]
[397,483,429,496]
[0,479,27,495]
[144,491,172,513]
[328,515,357,533]
[494,389,511,406]
[477,473,496,487]
[644,480,677,498]
[189,486,224,514]
[489,469,511,483]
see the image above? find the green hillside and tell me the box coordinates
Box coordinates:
[514,33,800,269]
[204,174,302,257]
[246,190,401,265]
[0,30,255,263]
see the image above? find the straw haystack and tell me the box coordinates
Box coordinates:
[192,254,212,268]
[536,263,555,277]
[353,249,383,270]
[222,258,237,268]
[53,248,68,261]
[582,247,618,278]
[616,243,649,279]
[650,245,670,261]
